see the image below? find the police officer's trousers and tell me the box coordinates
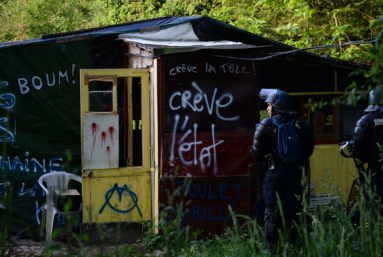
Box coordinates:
[263,163,303,244]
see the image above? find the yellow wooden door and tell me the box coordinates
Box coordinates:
[80,69,151,223]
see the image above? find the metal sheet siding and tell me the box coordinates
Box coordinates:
[158,49,260,234]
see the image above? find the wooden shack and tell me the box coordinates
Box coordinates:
[0,15,368,241]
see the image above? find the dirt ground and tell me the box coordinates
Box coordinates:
[2,236,146,257]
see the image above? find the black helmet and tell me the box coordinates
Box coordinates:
[369,86,383,105]
[259,89,292,114]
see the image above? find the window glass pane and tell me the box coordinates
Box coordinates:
[89,91,113,112]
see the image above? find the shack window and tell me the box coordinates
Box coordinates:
[291,95,338,140]
[260,95,339,140]
[88,81,114,112]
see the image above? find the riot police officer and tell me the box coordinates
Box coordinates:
[251,89,315,248]
[347,87,383,206]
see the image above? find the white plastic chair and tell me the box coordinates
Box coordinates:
[38,172,82,244]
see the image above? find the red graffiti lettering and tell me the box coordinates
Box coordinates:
[101,131,106,148]
[109,126,115,146]
[91,122,98,159]
[107,146,111,168]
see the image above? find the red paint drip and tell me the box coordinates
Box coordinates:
[101,131,106,148]
[109,126,115,146]
[107,146,111,168]
[91,122,98,159]
[317,115,323,135]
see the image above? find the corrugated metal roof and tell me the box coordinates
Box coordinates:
[121,38,271,55]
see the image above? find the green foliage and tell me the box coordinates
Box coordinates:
[0,0,380,64]
[260,110,269,121]
[136,170,383,257]
[343,6,383,106]
[142,219,183,252]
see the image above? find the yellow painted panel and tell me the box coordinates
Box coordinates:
[89,167,149,177]
[81,69,149,77]
[151,60,159,231]
[141,74,151,169]
[82,171,151,223]
[310,144,358,203]
[82,177,91,216]
[127,77,133,166]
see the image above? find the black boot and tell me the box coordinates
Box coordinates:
[266,241,277,255]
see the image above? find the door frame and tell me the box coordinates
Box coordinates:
[80,68,153,223]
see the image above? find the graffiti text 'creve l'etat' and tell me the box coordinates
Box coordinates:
[169,81,240,173]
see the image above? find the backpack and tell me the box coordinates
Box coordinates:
[271,117,302,163]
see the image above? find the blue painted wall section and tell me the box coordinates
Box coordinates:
[160,176,249,234]
[176,181,246,221]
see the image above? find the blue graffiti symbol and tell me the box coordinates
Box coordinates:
[99,183,142,218]
[0,118,14,142]
[0,182,10,195]
[0,93,16,109]
[0,81,17,144]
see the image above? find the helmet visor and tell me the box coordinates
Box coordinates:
[259,89,279,100]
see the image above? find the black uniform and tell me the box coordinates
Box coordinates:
[251,113,315,244]
[353,106,383,204]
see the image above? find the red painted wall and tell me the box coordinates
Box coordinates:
[158,49,260,234]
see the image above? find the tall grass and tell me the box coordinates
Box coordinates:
[2,164,383,257]
[140,170,383,257]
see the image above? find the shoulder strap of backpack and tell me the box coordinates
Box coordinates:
[268,118,281,158]
[271,118,281,127]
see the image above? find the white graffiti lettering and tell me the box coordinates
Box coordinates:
[46,72,55,86]
[17,64,77,95]
[170,64,197,76]
[32,76,43,90]
[169,92,181,110]
[18,78,29,94]
[169,81,239,121]
[170,114,180,162]
[58,70,69,84]
[215,93,239,121]
[171,114,224,171]
[219,63,250,74]
[205,63,217,73]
